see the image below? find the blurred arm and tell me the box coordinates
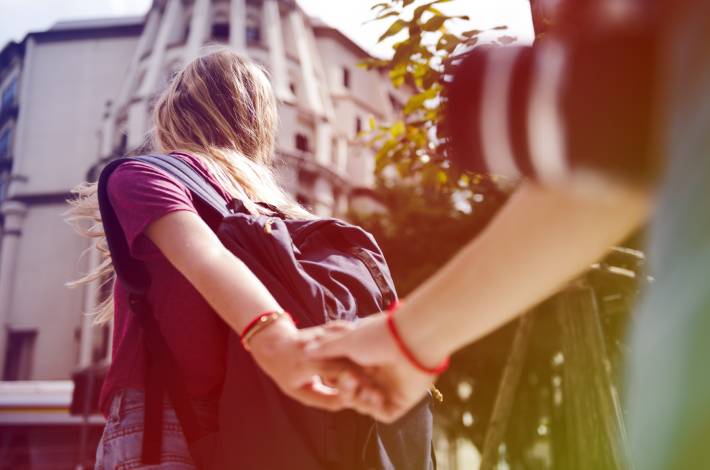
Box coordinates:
[398,180,651,366]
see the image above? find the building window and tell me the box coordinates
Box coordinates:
[295,133,310,153]
[0,127,11,159]
[115,133,128,157]
[296,194,312,210]
[0,175,7,202]
[297,168,317,187]
[246,25,261,44]
[212,22,230,42]
[342,67,351,89]
[355,116,363,135]
[1,77,18,112]
[3,330,37,381]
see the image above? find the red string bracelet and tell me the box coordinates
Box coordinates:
[386,300,450,376]
[240,310,294,344]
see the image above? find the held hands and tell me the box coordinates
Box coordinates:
[245,310,448,423]
[303,313,444,423]
[246,317,359,411]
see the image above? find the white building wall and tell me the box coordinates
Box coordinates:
[8,203,88,379]
[10,36,138,197]
[1,34,138,378]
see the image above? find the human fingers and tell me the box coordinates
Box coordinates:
[288,381,347,412]
[314,359,388,408]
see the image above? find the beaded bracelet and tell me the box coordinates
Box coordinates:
[241,310,294,350]
[386,301,450,376]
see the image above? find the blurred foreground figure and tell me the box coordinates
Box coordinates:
[307,1,710,468]
[446,1,710,468]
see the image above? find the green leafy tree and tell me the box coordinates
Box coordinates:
[361,0,509,193]
[353,1,645,468]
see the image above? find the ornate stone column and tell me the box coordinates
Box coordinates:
[114,5,162,117]
[184,0,212,61]
[263,0,294,102]
[288,9,323,115]
[230,0,247,52]
[128,0,185,148]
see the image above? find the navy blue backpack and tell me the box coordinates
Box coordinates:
[98,154,435,470]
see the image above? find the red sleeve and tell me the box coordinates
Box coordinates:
[107,161,198,259]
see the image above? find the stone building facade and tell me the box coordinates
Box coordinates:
[0,0,403,386]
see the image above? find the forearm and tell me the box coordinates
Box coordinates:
[145,211,287,335]
[398,180,651,365]
[182,245,285,334]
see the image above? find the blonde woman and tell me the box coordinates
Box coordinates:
[67,49,356,469]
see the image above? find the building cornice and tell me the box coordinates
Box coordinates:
[10,192,73,206]
[30,22,144,44]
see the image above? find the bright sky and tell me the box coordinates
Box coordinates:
[0,0,534,56]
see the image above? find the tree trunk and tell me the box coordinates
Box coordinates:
[479,313,536,470]
[555,281,630,470]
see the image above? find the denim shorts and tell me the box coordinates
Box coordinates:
[94,388,218,470]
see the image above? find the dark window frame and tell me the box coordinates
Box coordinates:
[3,329,38,381]
[246,25,261,44]
[211,22,230,42]
[0,127,11,159]
[295,133,310,153]
[342,67,351,89]
[1,77,18,112]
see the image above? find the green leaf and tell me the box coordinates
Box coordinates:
[371,10,399,22]
[436,33,459,51]
[392,41,416,67]
[413,0,452,21]
[391,121,406,137]
[438,170,448,185]
[422,68,440,89]
[421,16,447,32]
[389,64,407,87]
[378,19,408,43]
[403,87,438,115]
[370,2,391,11]
[358,57,389,70]
[463,29,482,37]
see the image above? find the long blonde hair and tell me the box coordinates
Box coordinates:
[66,48,313,323]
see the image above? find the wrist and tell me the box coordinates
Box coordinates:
[387,301,450,375]
[243,312,297,353]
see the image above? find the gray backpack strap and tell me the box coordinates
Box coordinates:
[135,154,231,218]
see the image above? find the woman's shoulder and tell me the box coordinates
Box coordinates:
[107,158,190,199]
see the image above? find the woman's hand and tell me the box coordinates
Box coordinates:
[304,315,438,423]
[247,318,364,411]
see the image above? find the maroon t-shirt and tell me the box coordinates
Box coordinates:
[98,152,232,415]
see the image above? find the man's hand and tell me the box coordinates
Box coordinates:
[248,319,361,411]
[304,314,437,423]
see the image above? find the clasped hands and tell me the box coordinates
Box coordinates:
[247,312,440,423]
